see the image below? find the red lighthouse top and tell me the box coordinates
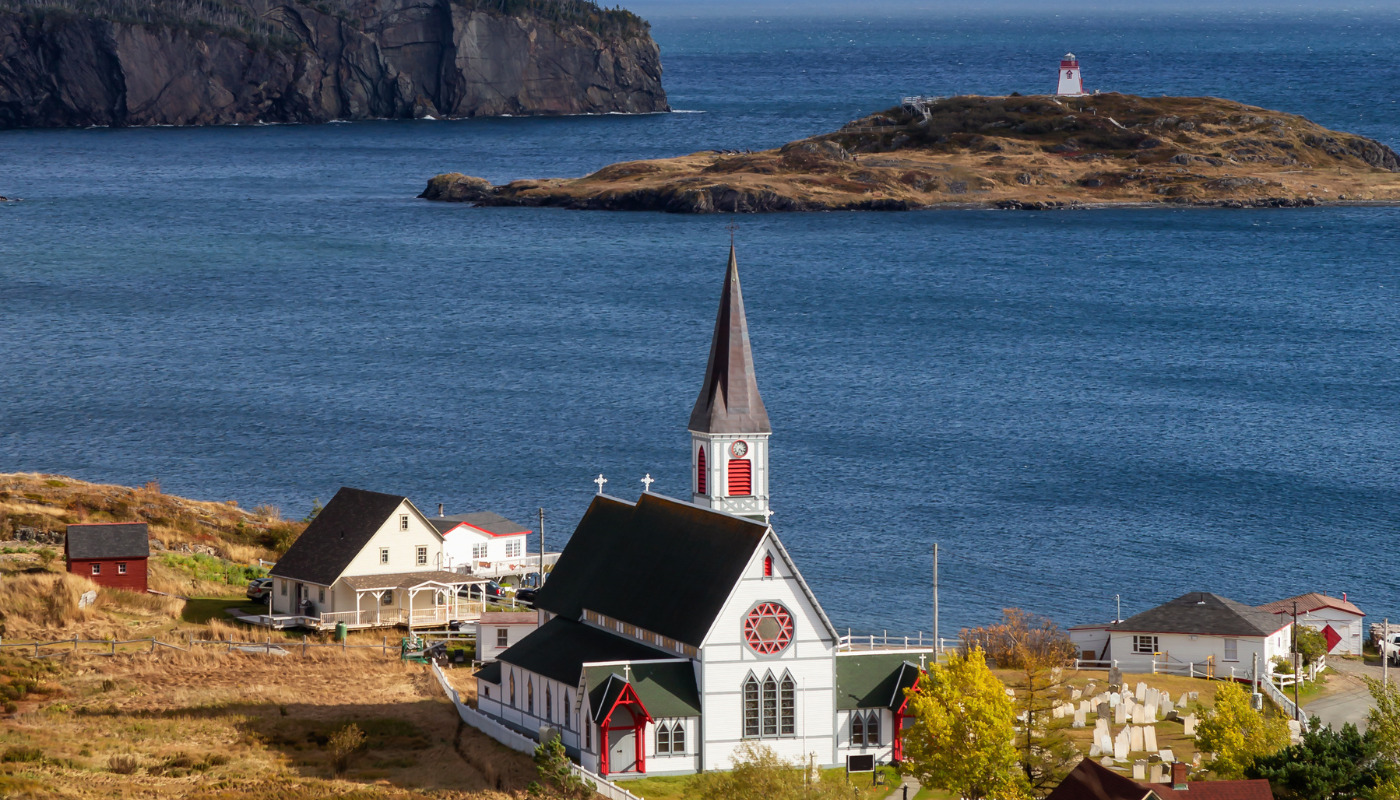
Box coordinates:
[1060,52,1079,69]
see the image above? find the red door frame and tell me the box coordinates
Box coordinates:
[892,672,922,763]
[598,683,652,777]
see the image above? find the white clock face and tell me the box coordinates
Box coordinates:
[730,440,749,458]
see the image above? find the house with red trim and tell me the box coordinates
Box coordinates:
[473,245,931,777]
[1046,756,1273,800]
[65,522,149,592]
[430,511,540,580]
[1258,592,1364,656]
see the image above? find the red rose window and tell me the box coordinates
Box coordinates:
[743,602,794,655]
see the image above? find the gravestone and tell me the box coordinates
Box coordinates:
[1154,763,1172,783]
[1132,704,1148,725]
[1143,724,1158,752]
[1161,697,1175,716]
[1071,688,1082,701]
[1115,703,1128,725]
[1073,708,1087,728]
[1178,692,1189,708]
[1109,666,1123,687]
[1080,700,1091,716]
[1129,725,1144,752]
[1183,714,1197,736]
[1146,688,1160,707]
[1145,701,1158,722]
[1090,741,1102,757]
[1101,757,1116,768]
[1098,702,1111,720]
[1133,760,1147,780]
[1109,692,1121,707]
[1114,729,1130,760]
[1159,749,1174,763]
[1098,731,1113,754]
[1135,682,1148,702]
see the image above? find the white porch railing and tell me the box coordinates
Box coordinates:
[256,601,486,631]
[457,553,560,580]
[836,630,943,652]
[428,662,641,800]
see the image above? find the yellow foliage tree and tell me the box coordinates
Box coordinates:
[1195,682,1290,779]
[899,647,1029,800]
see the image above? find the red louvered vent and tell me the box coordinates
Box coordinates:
[697,447,707,494]
[763,555,773,577]
[728,459,752,496]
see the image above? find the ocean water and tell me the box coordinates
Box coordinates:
[3,6,1400,637]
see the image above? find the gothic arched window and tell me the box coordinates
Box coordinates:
[866,711,881,746]
[780,673,796,735]
[527,678,534,715]
[546,685,553,721]
[672,721,686,754]
[851,712,866,746]
[509,672,516,707]
[697,447,707,494]
[657,722,671,754]
[743,675,760,738]
[761,673,778,736]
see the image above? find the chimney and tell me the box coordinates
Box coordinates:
[1171,761,1189,790]
[438,503,444,517]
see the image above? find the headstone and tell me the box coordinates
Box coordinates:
[1052,704,1064,720]
[1162,697,1175,716]
[1146,688,1160,707]
[1109,692,1121,708]
[1132,704,1148,725]
[1073,708,1087,728]
[1178,692,1189,708]
[1098,701,1111,719]
[1115,703,1128,725]
[1090,741,1103,758]
[1135,682,1148,702]
[1133,760,1147,780]
[1183,714,1197,737]
[1159,749,1175,763]
[1109,666,1123,687]
[1072,688,1082,701]
[1101,757,1116,768]
[1114,729,1130,760]
[1189,691,1198,701]
[78,590,97,608]
[1145,701,1158,722]
[1143,724,1158,752]
[1080,700,1091,716]
[1155,764,1172,783]
[1129,725,1144,752]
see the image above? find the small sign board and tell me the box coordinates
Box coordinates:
[846,754,875,773]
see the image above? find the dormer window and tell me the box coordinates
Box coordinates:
[399,514,409,531]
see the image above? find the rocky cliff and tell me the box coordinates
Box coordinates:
[0,0,667,128]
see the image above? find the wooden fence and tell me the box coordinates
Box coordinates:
[0,634,400,658]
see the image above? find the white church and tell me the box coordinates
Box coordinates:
[474,244,932,776]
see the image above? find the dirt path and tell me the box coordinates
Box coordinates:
[1304,658,1384,732]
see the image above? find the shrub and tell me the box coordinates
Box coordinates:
[36,548,56,568]
[2,746,44,763]
[327,723,366,776]
[108,754,139,774]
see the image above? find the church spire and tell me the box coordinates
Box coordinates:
[688,244,771,435]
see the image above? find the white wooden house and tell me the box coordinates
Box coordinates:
[474,611,539,661]
[473,245,929,777]
[432,511,532,577]
[1073,592,1292,677]
[1259,592,1365,656]
[268,487,480,630]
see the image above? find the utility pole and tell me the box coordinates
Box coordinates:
[1385,618,1390,688]
[1292,601,1300,720]
[538,507,546,588]
[1116,594,1121,623]
[932,543,940,659]
[1252,651,1260,698]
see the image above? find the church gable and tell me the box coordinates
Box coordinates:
[700,529,838,655]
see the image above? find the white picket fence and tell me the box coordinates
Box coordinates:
[428,663,642,800]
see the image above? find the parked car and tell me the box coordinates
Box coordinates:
[1382,633,1400,666]
[514,587,538,608]
[459,581,507,600]
[247,577,272,602]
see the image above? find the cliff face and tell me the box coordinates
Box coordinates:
[0,0,667,128]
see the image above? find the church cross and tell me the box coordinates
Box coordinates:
[726,220,739,245]
[919,653,927,670]
[594,474,607,494]
[763,509,773,525]
[623,663,632,684]
[641,474,655,492]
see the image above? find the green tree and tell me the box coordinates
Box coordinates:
[900,647,1028,800]
[1293,626,1328,666]
[1246,719,1397,800]
[1194,682,1290,779]
[691,742,850,800]
[529,736,593,799]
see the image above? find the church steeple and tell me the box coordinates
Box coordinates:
[690,244,771,522]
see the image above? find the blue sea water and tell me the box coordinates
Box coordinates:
[3,6,1400,637]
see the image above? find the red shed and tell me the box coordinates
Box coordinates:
[65,523,150,592]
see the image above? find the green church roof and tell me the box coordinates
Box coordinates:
[584,660,701,722]
[834,652,929,710]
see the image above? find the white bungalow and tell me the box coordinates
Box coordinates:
[268,487,481,630]
[1259,592,1365,656]
[431,510,559,582]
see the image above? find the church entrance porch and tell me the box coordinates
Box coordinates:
[597,681,651,777]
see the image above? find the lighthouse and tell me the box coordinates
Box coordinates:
[1057,53,1085,96]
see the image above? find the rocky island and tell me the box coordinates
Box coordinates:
[0,0,666,128]
[420,94,1400,212]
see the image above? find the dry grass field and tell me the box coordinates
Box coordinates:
[0,648,535,800]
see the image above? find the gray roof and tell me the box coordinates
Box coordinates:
[65,523,149,560]
[429,511,530,537]
[497,616,674,686]
[269,487,410,586]
[688,244,771,435]
[1112,592,1288,637]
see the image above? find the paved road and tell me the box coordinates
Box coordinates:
[1304,657,1387,732]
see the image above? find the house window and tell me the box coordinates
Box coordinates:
[416,546,428,566]
[509,673,516,707]
[585,721,591,750]
[497,628,509,648]
[1133,635,1158,655]
[564,693,571,729]
[761,675,778,736]
[505,539,522,558]
[671,721,686,754]
[318,587,325,603]
[657,722,671,755]
[382,590,394,606]
[472,543,488,559]
[91,563,101,575]
[851,712,866,747]
[380,548,390,565]
[527,679,534,715]
[117,562,127,574]
[400,514,409,531]
[728,459,752,495]
[546,685,553,721]
[1224,638,1239,662]
[743,675,760,738]
[697,447,707,494]
[280,580,287,596]
[866,711,880,746]
[763,554,773,577]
